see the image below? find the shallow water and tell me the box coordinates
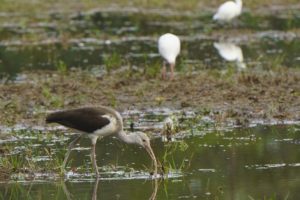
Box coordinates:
[1,10,300,80]
[1,8,300,200]
[1,110,300,199]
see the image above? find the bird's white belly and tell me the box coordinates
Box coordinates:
[88,115,117,144]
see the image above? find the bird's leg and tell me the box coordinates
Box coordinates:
[161,61,167,80]
[149,179,158,200]
[91,137,100,177]
[92,177,100,200]
[170,63,175,80]
[62,134,82,172]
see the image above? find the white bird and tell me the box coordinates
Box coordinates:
[162,116,178,142]
[214,42,246,69]
[158,33,181,80]
[46,106,158,177]
[213,0,243,22]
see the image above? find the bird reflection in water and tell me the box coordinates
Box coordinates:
[213,42,246,69]
[61,178,100,200]
[61,178,159,200]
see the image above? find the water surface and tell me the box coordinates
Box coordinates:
[1,112,300,199]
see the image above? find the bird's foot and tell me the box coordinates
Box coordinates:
[169,74,174,81]
[149,171,162,179]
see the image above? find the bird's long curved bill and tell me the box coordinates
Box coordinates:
[145,145,158,177]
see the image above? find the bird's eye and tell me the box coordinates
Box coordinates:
[142,139,146,142]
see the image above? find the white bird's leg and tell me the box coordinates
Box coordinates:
[161,61,167,80]
[91,137,100,177]
[170,63,175,80]
[62,134,82,171]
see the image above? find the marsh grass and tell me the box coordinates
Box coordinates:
[161,141,190,174]
[0,129,71,180]
[144,61,161,78]
[0,182,33,200]
[41,85,65,108]
[55,60,68,75]
[104,53,122,74]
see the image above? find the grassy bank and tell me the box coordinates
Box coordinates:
[0,68,299,127]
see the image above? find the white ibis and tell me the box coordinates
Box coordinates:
[214,42,246,69]
[46,106,158,177]
[213,0,243,22]
[158,33,181,80]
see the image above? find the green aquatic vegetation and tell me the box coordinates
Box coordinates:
[161,141,191,173]
[0,182,33,200]
[222,64,237,81]
[178,112,215,135]
[134,88,145,98]
[44,147,65,175]
[0,129,70,176]
[104,53,122,73]
[268,54,286,70]
[144,61,161,78]
[0,154,26,172]
[107,92,117,107]
[55,60,68,75]
[240,12,262,30]
[41,85,64,108]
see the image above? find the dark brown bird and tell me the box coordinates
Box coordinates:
[46,106,158,177]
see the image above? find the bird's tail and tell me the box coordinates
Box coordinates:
[213,14,219,20]
[45,112,62,123]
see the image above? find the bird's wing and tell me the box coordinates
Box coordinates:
[158,34,180,63]
[214,1,237,20]
[46,107,110,133]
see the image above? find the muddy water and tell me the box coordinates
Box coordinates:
[0,110,300,199]
[1,10,300,79]
[1,38,300,77]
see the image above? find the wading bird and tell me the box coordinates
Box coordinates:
[158,33,181,80]
[214,42,246,69]
[46,106,158,177]
[213,0,243,22]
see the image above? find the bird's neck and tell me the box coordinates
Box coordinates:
[117,131,136,144]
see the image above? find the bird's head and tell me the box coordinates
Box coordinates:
[133,131,152,148]
[118,130,158,176]
[133,132,158,175]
